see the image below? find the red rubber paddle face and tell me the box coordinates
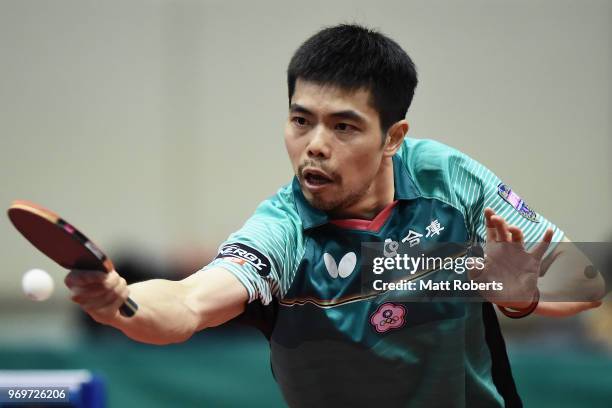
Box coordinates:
[8,200,137,317]
[7,204,111,272]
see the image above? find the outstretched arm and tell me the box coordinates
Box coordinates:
[65,266,248,345]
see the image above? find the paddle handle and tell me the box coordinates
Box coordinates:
[119,297,139,317]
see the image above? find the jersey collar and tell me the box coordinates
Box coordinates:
[292,154,421,230]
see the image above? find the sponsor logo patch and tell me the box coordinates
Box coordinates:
[215,243,271,276]
[370,302,406,333]
[323,252,357,279]
[497,183,539,222]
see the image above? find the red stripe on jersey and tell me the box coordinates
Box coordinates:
[329,200,399,232]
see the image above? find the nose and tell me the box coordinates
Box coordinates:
[307,126,331,159]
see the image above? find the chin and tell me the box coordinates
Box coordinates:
[303,192,341,212]
[305,196,333,211]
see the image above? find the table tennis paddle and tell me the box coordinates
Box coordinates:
[7,200,138,317]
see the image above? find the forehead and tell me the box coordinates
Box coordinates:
[291,79,379,122]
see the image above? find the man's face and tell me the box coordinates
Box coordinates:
[285,79,387,213]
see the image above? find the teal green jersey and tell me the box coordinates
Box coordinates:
[204,137,564,407]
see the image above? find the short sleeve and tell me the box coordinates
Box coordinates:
[449,151,565,252]
[202,188,301,305]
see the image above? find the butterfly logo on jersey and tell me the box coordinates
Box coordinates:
[323,252,357,279]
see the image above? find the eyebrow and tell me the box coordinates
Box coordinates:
[289,103,367,125]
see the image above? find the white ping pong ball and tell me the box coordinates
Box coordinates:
[22,268,55,301]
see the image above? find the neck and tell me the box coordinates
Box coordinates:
[330,157,395,220]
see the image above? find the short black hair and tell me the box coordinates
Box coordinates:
[287,24,418,134]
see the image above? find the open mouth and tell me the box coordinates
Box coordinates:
[303,168,333,187]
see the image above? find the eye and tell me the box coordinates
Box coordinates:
[334,123,357,133]
[291,116,308,127]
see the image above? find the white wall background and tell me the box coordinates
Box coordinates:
[0,0,610,338]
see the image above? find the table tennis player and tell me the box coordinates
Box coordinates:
[65,24,606,407]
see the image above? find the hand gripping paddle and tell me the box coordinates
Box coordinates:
[7,200,138,317]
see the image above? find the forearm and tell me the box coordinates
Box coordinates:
[66,266,248,343]
[111,279,200,345]
[535,300,603,317]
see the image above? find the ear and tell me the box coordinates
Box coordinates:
[383,120,409,157]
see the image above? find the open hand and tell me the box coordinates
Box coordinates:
[469,207,553,309]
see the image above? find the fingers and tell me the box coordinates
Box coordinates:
[64,269,106,288]
[81,285,128,314]
[484,208,497,242]
[65,269,128,323]
[485,208,524,244]
[530,228,554,260]
[492,216,510,242]
[486,209,510,242]
[508,225,524,244]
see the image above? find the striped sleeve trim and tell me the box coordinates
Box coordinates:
[449,150,565,257]
[200,186,303,306]
[202,258,274,304]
